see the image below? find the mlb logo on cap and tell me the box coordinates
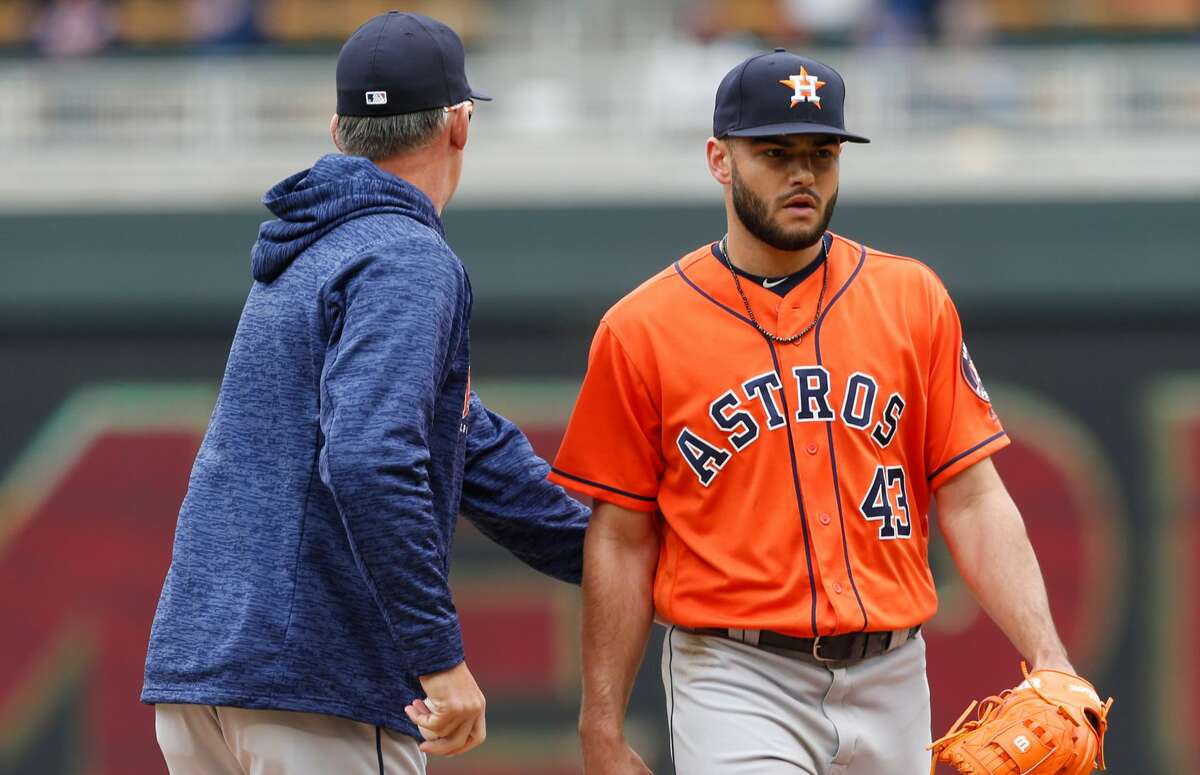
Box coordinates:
[365,91,388,106]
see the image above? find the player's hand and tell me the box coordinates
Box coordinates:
[406,661,486,757]
[580,729,653,774]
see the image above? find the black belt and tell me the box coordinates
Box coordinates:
[682,625,921,663]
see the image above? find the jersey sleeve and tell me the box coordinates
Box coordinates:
[924,287,1009,490]
[548,320,664,512]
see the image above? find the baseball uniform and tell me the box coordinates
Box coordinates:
[550,233,1005,772]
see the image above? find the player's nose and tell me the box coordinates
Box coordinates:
[786,160,817,188]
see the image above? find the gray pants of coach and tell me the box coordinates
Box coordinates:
[155,705,426,775]
[661,627,932,774]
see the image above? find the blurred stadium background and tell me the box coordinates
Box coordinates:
[1,0,1198,773]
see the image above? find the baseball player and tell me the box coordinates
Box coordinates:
[550,50,1100,774]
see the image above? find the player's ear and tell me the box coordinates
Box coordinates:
[707,137,733,186]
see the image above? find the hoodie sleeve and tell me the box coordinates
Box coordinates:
[460,393,590,584]
[317,246,466,676]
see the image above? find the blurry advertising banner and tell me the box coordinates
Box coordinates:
[1,364,1198,773]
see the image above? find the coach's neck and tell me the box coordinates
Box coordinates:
[374,148,459,215]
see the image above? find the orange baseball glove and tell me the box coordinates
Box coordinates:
[930,664,1112,775]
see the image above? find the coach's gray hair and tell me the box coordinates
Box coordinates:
[334,107,447,160]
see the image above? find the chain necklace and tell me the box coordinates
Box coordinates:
[717,233,830,345]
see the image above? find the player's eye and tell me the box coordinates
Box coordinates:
[763,148,785,159]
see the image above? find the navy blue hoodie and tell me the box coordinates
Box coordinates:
[141,154,589,738]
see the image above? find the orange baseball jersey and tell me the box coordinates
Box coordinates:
[548,234,1007,637]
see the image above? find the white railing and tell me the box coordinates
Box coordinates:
[1,42,1198,208]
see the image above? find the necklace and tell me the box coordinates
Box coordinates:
[717,234,830,345]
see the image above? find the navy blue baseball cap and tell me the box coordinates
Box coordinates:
[714,49,868,143]
[336,12,491,118]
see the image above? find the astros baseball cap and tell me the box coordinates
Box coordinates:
[714,49,869,143]
[336,12,491,118]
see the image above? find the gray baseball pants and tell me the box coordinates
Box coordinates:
[154,704,426,775]
[661,626,932,774]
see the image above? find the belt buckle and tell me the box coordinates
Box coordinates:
[811,635,836,663]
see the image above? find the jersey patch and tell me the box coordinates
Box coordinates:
[960,342,990,403]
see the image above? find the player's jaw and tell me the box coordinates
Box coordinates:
[731,163,837,251]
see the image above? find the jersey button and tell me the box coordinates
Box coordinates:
[819,513,832,526]
[833,582,844,595]
[806,441,819,455]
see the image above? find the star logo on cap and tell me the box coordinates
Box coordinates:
[779,66,825,109]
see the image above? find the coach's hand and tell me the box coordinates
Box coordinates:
[406,661,486,756]
[580,728,653,774]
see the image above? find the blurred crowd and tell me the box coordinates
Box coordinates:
[0,0,486,56]
[1,0,1197,57]
[692,0,1200,46]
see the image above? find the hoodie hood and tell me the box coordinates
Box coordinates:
[251,154,444,283]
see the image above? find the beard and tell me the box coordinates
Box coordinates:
[731,162,838,251]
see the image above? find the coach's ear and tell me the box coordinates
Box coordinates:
[330,114,343,152]
[447,102,471,151]
[707,137,733,186]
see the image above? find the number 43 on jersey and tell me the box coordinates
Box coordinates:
[860,465,911,540]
